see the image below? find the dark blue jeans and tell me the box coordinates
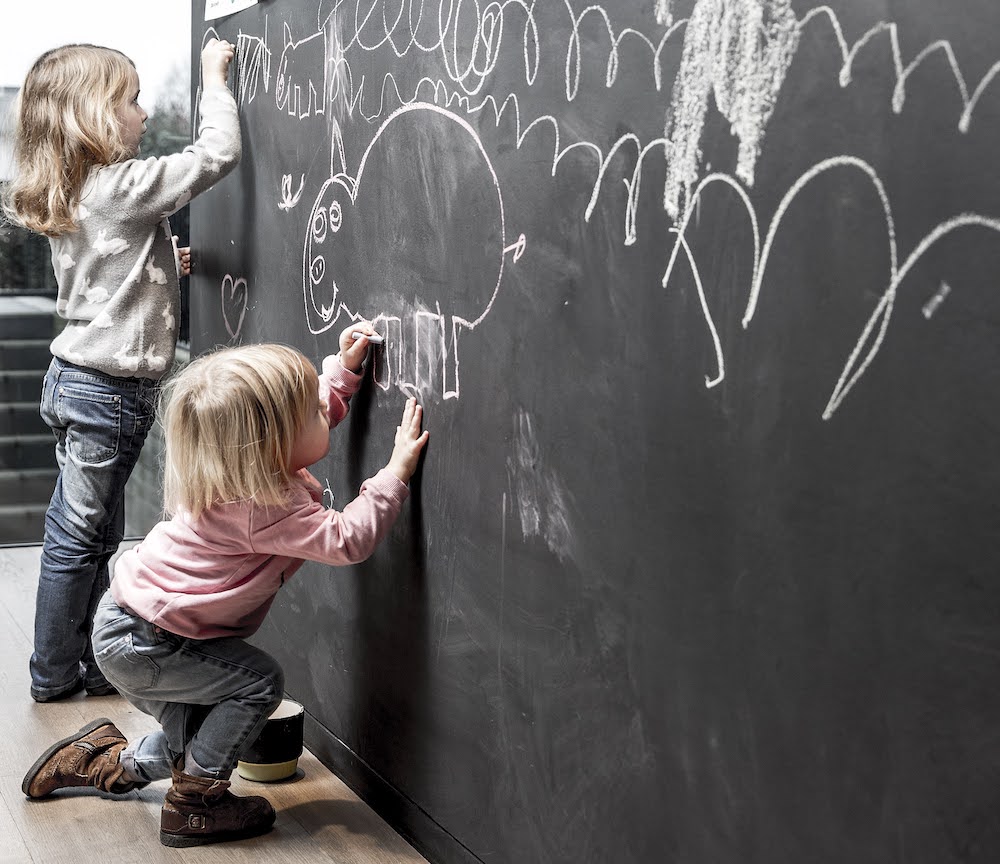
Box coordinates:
[30,358,158,700]
[93,593,284,780]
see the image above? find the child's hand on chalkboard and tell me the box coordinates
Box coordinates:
[173,237,191,277]
[386,398,429,484]
[339,321,377,373]
[202,38,236,90]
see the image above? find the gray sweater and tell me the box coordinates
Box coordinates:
[48,87,241,379]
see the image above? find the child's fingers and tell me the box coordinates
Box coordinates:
[399,397,415,425]
[398,403,425,443]
[410,405,424,436]
[343,322,374,348]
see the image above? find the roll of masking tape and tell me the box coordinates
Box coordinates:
[237,699,305,782]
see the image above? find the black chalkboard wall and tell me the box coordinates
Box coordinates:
[188,2,1000,862]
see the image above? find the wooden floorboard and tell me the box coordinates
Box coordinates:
[0,545,430,864]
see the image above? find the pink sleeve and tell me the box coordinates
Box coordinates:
[249,469,409,566]
[319,354,363,427]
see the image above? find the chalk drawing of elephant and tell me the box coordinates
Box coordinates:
[302,102,525,400]
[275,22,327,119]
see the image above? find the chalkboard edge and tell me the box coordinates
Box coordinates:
[303,713,484,864]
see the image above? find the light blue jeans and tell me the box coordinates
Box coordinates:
[92,592,284,780]
[31,358,158,700]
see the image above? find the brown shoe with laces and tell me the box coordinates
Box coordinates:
[159,765,275,847]
[22,718,145,798]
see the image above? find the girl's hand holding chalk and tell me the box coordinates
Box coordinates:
[339,322,380,372]
[202,39,235,89]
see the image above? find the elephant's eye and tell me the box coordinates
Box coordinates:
[329,201,342,233]
[312,207,328,243]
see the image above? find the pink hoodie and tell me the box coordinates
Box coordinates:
[110,354,408,639]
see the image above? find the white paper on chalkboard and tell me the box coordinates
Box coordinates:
[205,0,258,21]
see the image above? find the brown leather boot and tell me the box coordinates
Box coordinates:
[22,718,146,798]
[159,766,275,847]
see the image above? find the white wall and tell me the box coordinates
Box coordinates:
[0,87,18,183]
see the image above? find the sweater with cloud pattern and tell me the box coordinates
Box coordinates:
[48,86,241,379]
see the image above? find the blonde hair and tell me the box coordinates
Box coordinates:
[161,344,319,519]
[1,44,136,236]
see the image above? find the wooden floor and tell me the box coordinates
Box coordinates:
[0,544,430,864]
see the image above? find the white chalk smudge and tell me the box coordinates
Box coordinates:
[654,0,674,28]
[507,409,576,562]
[922,281,951,319]
[662,0,800,217]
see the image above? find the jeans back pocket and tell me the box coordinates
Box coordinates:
[94,631,160,692]
[58,385,122,464]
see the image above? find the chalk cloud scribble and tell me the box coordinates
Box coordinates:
[662,0,800,217]
[213,2,1000,419]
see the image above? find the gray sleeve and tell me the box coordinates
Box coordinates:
[99,87,242,224]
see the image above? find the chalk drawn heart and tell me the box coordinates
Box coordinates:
[222,274,248,340]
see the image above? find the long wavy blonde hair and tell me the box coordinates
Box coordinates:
[161,345,319,519]
[1,44,136,237]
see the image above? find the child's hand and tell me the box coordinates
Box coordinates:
[386,398,429,484]
[339,321,377,373]
[202,39,235,89]
[173,236,191,277]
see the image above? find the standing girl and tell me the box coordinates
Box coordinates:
[21,325,429,848]
[2,39,241,702]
